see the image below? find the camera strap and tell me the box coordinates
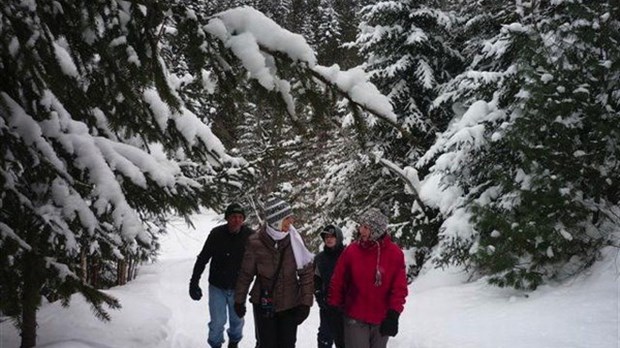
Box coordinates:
[268,243,288,294]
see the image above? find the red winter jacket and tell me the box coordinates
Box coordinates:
[328,235,408,325]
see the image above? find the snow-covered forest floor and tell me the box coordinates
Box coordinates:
[1,210,618,348]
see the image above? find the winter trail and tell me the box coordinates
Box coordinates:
[0,210,617,348]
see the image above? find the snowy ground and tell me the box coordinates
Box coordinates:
[1,210,618,348]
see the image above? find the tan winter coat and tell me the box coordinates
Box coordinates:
[235,227,314,312]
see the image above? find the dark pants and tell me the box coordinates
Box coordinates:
[253,304,298,348]
[318,307,345,348]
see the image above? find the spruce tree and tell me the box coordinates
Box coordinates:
[1,3,403,345]
[0,1,253,346]
[315,0,343,65]
[321,0,463,275]
[428,0,620,289]
[333,0,363,68]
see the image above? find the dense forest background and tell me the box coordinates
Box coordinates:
[1,0,618,347]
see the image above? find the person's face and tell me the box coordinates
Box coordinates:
[358,224,371,241]
[227,213,245,233]
[324,234,337,248]
[280,215,294,232]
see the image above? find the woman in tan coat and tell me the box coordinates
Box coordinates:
[234,197,314,348]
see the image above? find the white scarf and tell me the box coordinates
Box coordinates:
[266,225,314,269]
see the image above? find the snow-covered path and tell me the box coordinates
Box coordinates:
[1,211,618,348]
[130,213,360,348]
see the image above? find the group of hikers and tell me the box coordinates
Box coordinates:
[189,198,408,348]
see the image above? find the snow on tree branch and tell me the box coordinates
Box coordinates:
[374,156,430,216]
[0,222,32,251]
[203,6,398,128]
[311,65,397,124]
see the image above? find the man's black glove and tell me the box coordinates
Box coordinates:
[234,302,246,318]
[379,309,400,337]
[294,305,310,325]
[189,282,202,301]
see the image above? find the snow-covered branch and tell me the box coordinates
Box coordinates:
[374,156,430,216]
[203,7,402,133]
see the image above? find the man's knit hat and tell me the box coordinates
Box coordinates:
[264,197,293,228]
[357,208,389,241]
[225,202,245,219]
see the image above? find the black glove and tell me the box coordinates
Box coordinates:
[379,309,400,337]
[189,282,202,301]
[314,290,326,309]
[234,302,246,318]
[294,305,310,325]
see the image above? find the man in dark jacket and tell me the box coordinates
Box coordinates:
[314,225,345,348]
[189,203,254,348]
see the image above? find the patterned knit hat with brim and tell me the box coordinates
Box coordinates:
[320,225,344,247]
[357,208,389,241]
[320,225,337,240]
[264,197,293,228]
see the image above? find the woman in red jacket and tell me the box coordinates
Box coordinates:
[328,208,408,348]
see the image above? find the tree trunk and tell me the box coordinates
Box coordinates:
[127,257,135,281]
[117,260,127,285]
[80,250,88,284]
[89,258,100,287]
[21,252,41,348]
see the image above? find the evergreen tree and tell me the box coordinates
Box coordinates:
[333,0,364,68]
[426,0,620,289]
[288,0,309,33]
[302,0,322,48]
[302,0,362,68]
[318,0,463,275]
[0,1,252,346]
[1,3,399,345]
[256,0,293,25]
[357,0,461,146]
[315,0,343,65]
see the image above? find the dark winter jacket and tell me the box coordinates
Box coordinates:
[328,235,408,325]
[190,224,254,290]
[314,226,345,307]
[235,226,314,312]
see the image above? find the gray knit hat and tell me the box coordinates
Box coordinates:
[264,197,293,228]
[358,208,389,241]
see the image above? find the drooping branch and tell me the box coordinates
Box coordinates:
[201,7,413,140]
[307,68,405,134]
[375,156,432,218]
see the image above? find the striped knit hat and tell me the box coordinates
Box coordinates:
[264,197,293,228]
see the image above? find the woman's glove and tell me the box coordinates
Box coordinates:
[234,303,246,318]
[189,282,202,301]
[294,305,311,325]
[379,309,400,337]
